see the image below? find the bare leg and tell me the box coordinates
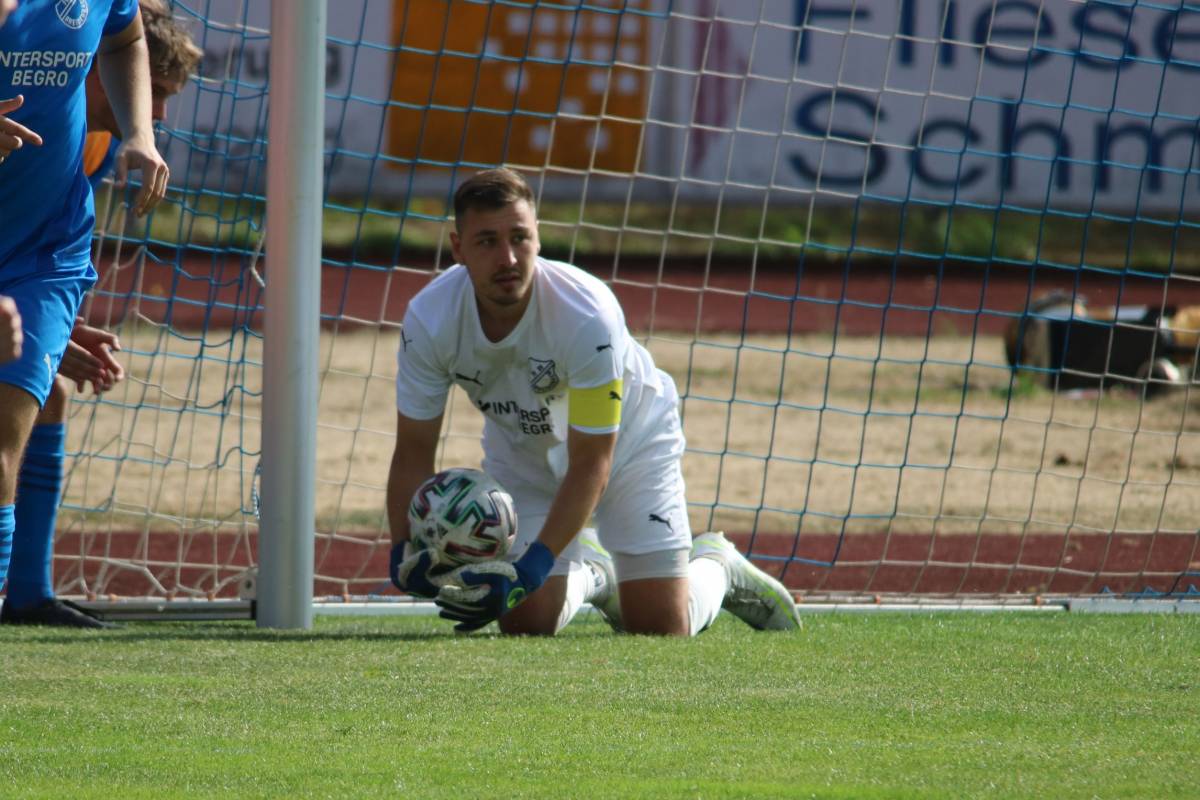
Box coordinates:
[617,576,690,636]
[34,376,69,426]
[497,574,568,636]
[0,382,38,504]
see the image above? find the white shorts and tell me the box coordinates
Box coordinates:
[503,391,692,577]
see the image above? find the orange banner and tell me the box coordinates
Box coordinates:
[388,1,648,174]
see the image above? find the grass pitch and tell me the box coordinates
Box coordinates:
[2,612,1197,799]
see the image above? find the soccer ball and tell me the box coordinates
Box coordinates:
[407,468,517,567]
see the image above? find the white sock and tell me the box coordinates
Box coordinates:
[554,563,595,633]
[581,559,612,606]
[687,556,728,636]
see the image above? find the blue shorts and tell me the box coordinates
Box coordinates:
[0,260,96,407]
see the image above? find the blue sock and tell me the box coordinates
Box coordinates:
[7,423,66,610]
[0,504,13,592]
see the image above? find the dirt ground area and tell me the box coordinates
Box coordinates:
[59,325,1199,539]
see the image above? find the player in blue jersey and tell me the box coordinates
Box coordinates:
[1,1,29,367]
[0,2,21,369]
[2,0,199,627]
[0,0,168,619]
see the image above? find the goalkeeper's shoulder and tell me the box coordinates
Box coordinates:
[538,258,625,326]
[408,265,471,317]
[403,269,469,338]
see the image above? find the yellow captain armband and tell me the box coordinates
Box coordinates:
[568,379,623,430]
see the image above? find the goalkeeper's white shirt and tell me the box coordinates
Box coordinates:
[396,257,676,491]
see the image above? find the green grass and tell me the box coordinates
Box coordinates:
[2,613,1197,798]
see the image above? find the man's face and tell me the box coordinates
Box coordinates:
[0,0,17,28]
[150,75,185,123]
[450,199,540,314]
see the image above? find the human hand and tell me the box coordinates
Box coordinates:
[0,295,21,364]
[113,132,168,216]
[60,322,124,393]
[0,95,44,164]
[435,541,554,633]
[390,541,457,600]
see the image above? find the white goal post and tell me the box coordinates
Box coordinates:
[257,0,325,628]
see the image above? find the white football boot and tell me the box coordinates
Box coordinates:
[578,528,623,632]
[691,531,802,631]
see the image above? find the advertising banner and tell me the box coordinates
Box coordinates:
[167,0,1198,213]
[669,0,1199,213]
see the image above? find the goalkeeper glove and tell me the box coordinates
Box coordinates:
[435,541,555,633]
[389,541,451,599]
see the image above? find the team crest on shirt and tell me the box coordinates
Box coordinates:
[528,358,559,393]
[56,0,89,29]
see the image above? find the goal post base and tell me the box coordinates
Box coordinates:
[1067,598,1200,615]
[70,599,255,622]
[42,596,1195,623]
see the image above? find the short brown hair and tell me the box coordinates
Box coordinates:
[453,168,535,228]
[141,0,203,88]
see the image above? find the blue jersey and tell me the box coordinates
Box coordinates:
[0,0,138,277]
[83,130,120,190]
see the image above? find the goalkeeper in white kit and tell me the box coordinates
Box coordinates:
[387,168,802,636]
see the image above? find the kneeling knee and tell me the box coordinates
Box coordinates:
[495,575,567,636]
[497,614,559,637]
[620,610,690,637]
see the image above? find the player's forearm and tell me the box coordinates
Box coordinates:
[388,411,444,545]
[537,452,612,557]
[386,453,432,546]
[97,32,154,143]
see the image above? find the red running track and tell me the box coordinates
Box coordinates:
[54,529,1200,600]
[85,250,1200,336]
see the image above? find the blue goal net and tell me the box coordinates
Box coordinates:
[60,0,1200,602]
